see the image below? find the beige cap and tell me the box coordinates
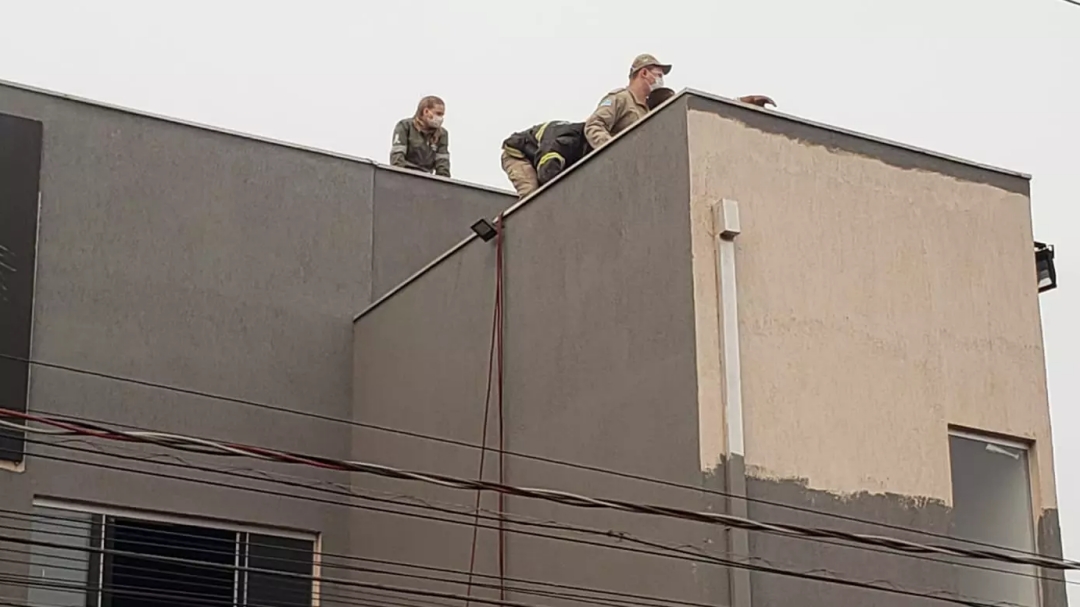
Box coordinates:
[629,54,672,78]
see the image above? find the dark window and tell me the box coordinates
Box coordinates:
[0,112,44,463]
[103,517,237,607]
[27,506,315,607]
[245,534,316,607]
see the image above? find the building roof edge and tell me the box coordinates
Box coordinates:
[0,77,516,197]
[682,88,1032,181]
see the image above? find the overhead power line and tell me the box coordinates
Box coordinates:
[7,440,1024,607]
[16,434,1074,595]
[0,352,1056,562]
[3,407,1074,574]
[0,516,700,607]
[0,515,1013,607]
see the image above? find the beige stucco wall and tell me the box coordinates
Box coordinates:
[687,106,1056,511]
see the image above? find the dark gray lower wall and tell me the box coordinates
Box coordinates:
[1038,509,1068,607]
[743,473,1067,607]
[351,100,715,607]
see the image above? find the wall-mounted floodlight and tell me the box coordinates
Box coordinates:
[1035,241,1057,293]
[471,218,499,242]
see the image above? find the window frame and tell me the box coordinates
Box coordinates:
[946,427,1041,607]
[31,499,320,607]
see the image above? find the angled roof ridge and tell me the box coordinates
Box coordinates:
[354,87,1032,321]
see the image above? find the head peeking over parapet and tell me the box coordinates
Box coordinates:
[646,87,676,111]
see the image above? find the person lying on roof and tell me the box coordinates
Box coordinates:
[500,121,593,198]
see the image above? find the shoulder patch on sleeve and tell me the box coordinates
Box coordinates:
[599,98,614,107]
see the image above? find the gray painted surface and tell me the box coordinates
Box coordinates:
[1040,509,1068,607]
[352,101,720,606]
[371,169,513,297]
[745,476,960,606]
[0,82,511,606]
[745,477,1066,607]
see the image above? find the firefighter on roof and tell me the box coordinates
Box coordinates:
[390,95,451,178]
[501,121,592,198]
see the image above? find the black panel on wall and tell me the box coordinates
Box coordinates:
[0,112,44,463]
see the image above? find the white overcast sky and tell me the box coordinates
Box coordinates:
[1,0,1077,599]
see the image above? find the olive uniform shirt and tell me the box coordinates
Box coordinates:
[584,87,649,150]
[390,118,451,178]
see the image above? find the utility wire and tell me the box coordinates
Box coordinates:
[7,439,1073,597]
[19,412,1077,594]
[0,549,621,607]
[0,523,692,607]
[0,539,551,607]
[4,408,1074,573]
[2,507,703,607]
[5,441,1020,607]
[0,351,1056,561]
[0,522,1009,607]
[3,532,1010,607]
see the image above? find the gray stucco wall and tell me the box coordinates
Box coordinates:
[351,100,727,607]
[0,82,511,605]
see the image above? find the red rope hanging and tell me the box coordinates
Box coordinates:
[465,213,507,605]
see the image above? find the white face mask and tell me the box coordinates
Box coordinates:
[427,114,444,129]
[649,75,665,91]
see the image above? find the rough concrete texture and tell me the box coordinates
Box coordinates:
[371,168,513,297]
[745,474,958,606]
[0,82,510,606]
[352,99,735,607]
[744,474,1069,607]
[687,95,1064,606]
[686,96,1054,504]
[1039,509,1068,607]
[350,92,1066,607]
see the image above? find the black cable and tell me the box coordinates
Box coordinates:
[0,569,519,607]
[0,351,1053,560]
[0,552,490,607]
[4,440,1020,607]
[18,429,1070,595]
[5,466,1073,597]
[0,509,699,607]
[0,525,678,607]
[0,528,1002,607]
[8,495,1073,607]
[8,412,1070,573]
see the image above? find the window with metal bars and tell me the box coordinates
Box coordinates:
[25,504,315,607]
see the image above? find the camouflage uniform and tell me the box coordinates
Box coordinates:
[584,54,672,150]
[390,118,450,178]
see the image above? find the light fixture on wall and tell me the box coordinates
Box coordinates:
[1035,241,1057,293]
[471,218,499,242]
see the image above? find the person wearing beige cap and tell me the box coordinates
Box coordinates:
[585,54,778,150]
[584,53,671,150]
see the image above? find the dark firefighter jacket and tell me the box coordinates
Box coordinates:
[502,121,592,185]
